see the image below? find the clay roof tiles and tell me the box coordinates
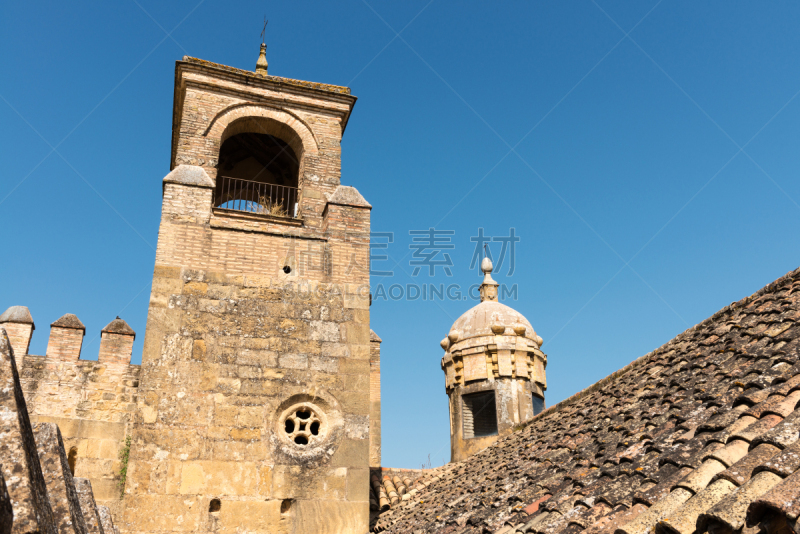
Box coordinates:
[373,266,800,534]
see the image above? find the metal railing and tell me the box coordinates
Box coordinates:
[214,176,299,218]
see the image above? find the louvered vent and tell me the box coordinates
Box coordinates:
[532,394,544,416]
[462,391,498,438]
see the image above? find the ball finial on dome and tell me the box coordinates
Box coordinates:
[481,256,493,275]
[479,255,498,302]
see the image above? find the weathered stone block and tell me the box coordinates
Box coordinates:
[320,342,350,358]
[179,461,258,495]
[236,406,263,427]
[344,374,370,393]
[119,495,201,532]
[151,278,183,296]
[33,422,88,534]
[1,470,13,534]
[331,438,369,468]
[183,282,208,296]
[72,478,103,534]
[229,427,260,441]
[292,500,369,534]
[0,328,57,534]
[338,359,369,376]
[96,506,117,534]
[343,323,370,345]
[209,440,270,463]
[215,500,287,534]
[271,466,347,501]
[153,265,182,279]
[309,321,340,342]
[346,468,370,502]
[277,353,308,370]
[309,355,339,373]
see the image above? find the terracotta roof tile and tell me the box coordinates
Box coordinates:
[373,266,800,534]
[747,468,800,524]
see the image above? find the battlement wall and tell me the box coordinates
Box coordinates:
[1,307,141,503]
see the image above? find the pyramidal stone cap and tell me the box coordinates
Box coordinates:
[163,165,214,188]
[0,305,34,327]
[326,185,372,208]
[101,317,135,338]
[50,314,85,331]
[370,329,382,343]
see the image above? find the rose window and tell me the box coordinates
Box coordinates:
[281,405,323,446]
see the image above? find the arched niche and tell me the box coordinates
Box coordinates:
[209,110,317,218]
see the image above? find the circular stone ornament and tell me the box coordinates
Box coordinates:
[279,402,326,447]
[270,393,343,466]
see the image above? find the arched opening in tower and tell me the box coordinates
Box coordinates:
[214,132,300,217]
[67,447,78,475]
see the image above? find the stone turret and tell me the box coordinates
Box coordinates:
[440,258,547,462]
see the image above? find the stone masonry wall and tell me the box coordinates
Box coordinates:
[18,317,141,504]
[369,331,381,469]
[123,265,370,534]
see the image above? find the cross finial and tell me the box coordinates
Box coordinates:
[260,17,268,45]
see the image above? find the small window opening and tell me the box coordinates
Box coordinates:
[462,391,498,439]
[282,405,323,447]
[209,499,221,514]
[532,394,545,416]
[67,447,78,475]
[283,265,292,274]
[215,132,300,218]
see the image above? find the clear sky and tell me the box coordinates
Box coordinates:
[2,1,799,469]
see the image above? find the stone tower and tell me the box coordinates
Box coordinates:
[440,258,546,462]
[119,50,374,534]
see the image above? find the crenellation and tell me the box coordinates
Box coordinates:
[0,305,35,358]
[97,318,136,366]
[2,309,142,504]
[46,314,86,361]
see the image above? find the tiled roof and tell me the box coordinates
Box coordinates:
[370,468,427,512]
[373,266,800,534]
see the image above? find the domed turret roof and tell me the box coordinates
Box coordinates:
[449,299,538,343]
[445,257,542,348]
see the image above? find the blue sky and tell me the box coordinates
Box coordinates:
[2,1,799,469]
